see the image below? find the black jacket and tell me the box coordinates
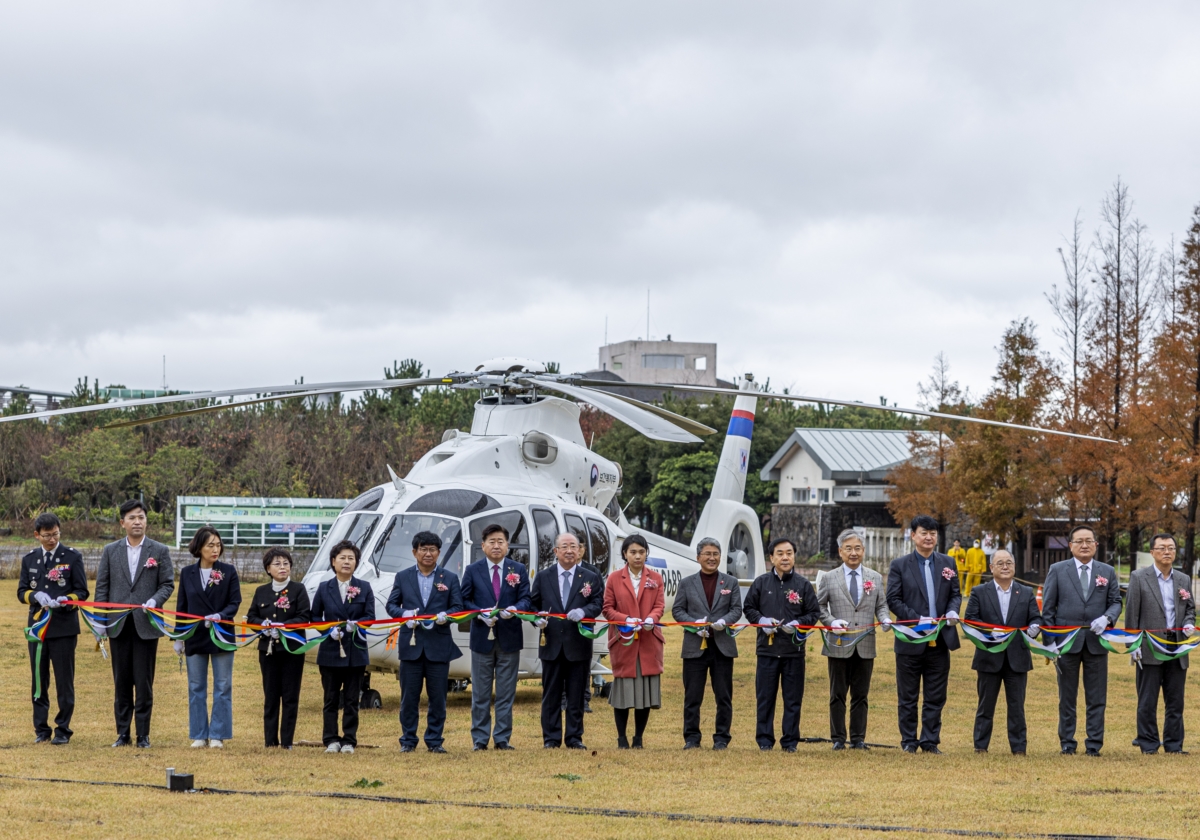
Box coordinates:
[886,551,962,654]
[964,581,1041,673]
[175,561,243,656]
[18,545,89,639]
[742,569,819,658]
[530,563,604,662]
[310,576,376,668]
[246,581,311,653]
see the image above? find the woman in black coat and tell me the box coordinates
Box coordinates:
[175,526,242,749]
[246,547,311,748]
[309,538,375,754]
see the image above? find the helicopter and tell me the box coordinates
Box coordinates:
[2,356,1114,705]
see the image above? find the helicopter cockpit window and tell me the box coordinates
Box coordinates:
[531,508,559,572]
[586,518,612,576]
[467,510,530,566]
[408,489,501,519]
[562,513,590,567]
[343,487,385,513]
[369,514,464,577]
[308,512,381,575]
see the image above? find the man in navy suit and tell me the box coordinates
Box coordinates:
[461,523,531,750]
[530,533,604,749]
[886,514,962,753]
[386,531,463,753]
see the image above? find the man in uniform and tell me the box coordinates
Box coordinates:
[17,512,89,744]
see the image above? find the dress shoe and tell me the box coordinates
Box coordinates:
[112,735,131,747]
[683,742,701,750]
[850,742,870,751]
[1011,751,1026,756]
[631,736,643,749]
[782,746,797,753]
[543,742,561,749]
[759,744,773,751]
[473,744,489,751]
[399,744,416,753]
[1084,749,1101,757]
[566,743,587,750]
[617,735,630,749]
[920,745,942,754]
[584,702,593,714]
[51,735,70,746]
[831,741,846,751]
[975,748,987,754]
[34,734,51,744]
[712,742,728,751]
[494,743,515,751]
[1061,748,1076,755]
[1167,750,1190,755]
[428,745,447,754]
[902,745,918,753]
[1141,749,1159,755]
[136,736,151,749]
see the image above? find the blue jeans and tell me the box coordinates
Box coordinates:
[187,652,234,740]
[471,648,521,747]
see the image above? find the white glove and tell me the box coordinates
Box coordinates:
[204,613,221,627]
[142,599,156,610]
[346,620,358,632]
[642,617,656,630]
[1131,648,1143,663]
[479,612,498,627]
[1184,624,1195,637]
[173,640,185,655]
[499,607,515,619]
[696,628,710,638]
[1090,616,1109,635]
[1026,624,1041,638]
[624,616,640,629]
[566,608,585,622]
[945,610,960,626]
[55,596,70,606]
[829,619,849,635]
[783,619,801,633]
[401,609,417,625]
[34,592,56,609]
[330,627,344,641]
[880,616,893,627]
[435,612,448,625]
[534,612,549,629]
[711,618,726,631]
[760,617,779,635]
[260,618,274,629]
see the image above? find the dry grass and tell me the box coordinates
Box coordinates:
[1,580,1198,840]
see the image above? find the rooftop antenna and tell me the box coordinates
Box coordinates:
[646,289,650,342]
[162,355,167,390]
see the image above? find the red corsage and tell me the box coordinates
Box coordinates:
[145,558,158,569]
[505,572,521,587]
[580,583,592,598]
[435,582,449,591]
[720,589,732,595]
[346,585,361,602]
[941,567,955,580]
[644,580,658,589]
[862,580,875,593]
[786,590,801,604]
[1180,588,1191,601]
[47,566,65,584]
[274,594,291,610]
[207,570,223,588]
[1095,576,1108,587]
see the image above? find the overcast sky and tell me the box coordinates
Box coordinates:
[3,2,1199,408]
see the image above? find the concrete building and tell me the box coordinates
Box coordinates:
[598,339,717,388]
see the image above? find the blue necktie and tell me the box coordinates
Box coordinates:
[922,558,938,618]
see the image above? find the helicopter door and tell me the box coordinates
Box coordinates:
[531,507,560,573]
[585,517,612,576]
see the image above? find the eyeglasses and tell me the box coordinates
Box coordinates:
[1151,545,1177,553]
[1070,539,1096,546]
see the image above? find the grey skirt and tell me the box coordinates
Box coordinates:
[607,660,661,710]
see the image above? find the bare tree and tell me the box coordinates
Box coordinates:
[1049,211,1092,427]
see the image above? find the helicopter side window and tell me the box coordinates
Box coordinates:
[562,513,591,568]
[531,507,559,572]
[408,489,501,518]
[586,517,612,576]
[343,487,385,513]
[308,512,381,575]
[370,514,464,577]
[467,510,530,566]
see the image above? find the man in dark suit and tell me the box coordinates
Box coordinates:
[93,499,175,748]
[1125,533,1196,754]
[1040,524,1123,756]
[671,537,743,750]
[964,550,1042,754]
[461,523,531,750]
[530,532,604,749]
[18,512,88,745]
[386,531,464,753]
[886,514,961,754]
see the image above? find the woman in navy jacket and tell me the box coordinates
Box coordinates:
[246,547,311,748]
[174,526,242,748]
[309,539,376,754]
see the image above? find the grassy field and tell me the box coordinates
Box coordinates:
[1,580,1197,840]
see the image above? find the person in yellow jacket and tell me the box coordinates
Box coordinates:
[965,540,988,599]
[948,539,969,593]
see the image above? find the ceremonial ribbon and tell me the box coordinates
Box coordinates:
[24,612,51,699]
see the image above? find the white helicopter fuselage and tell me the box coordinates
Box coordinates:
[301,392,766,685]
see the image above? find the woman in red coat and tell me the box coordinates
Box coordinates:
[602,534,665,748]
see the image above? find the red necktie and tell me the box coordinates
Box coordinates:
[492,565,501,602]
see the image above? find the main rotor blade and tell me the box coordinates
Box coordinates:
[572,379,1118,445]
[529,378,704,444]
[580,387,717,437]
[100,385,371,429]
[0,377,441,425]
